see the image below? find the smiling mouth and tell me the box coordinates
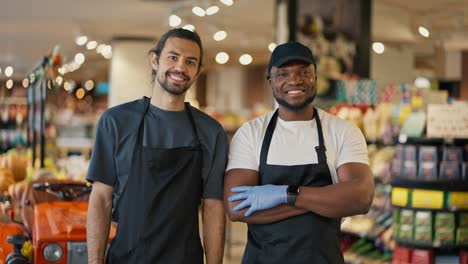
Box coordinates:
[286,90,305,94]
[168,72,188,83]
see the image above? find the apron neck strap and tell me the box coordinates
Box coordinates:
[137,97,152,144]
[313,107,327,164]
[184,102,201,145]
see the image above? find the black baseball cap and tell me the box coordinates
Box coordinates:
[267,42,316,76]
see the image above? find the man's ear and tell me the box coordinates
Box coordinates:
[150,53,159,70]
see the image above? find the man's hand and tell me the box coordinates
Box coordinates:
[228,185,288,216]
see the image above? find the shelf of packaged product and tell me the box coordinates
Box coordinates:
[391,178,468,192]
[391,205,468,213]
[394,239,468,252]
[397,136,468,146]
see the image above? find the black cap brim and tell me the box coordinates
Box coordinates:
[272,55,315,69]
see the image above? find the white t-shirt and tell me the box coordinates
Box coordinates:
[227,108,369,183]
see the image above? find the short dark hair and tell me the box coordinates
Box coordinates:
[149,28,203,81]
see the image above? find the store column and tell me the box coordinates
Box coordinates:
[108,37,154,107]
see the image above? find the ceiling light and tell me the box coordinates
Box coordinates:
[4,66,13,77]
[372,42,385,54]
[64,81,71,91]
[192,6,205,17]
[268,43,277,52]
[75,35,88,46]
[58,67,66,75]
[169,14,182,27]
[6,79,13,89]
[414,77,430,89]
[183,24,195,32]
[22,78,29,88]
[215,52,229,64]
[85,80,95,91]
[86,41,98,50]
[239,54,253,65]
[55,76,63,86]
[74,53,85,64]
[96,44,106,54]
[76,88,85,99]
[213,30,227,41]
[418,26,430,38]
[220,0,233,6]
[206,5,220,15]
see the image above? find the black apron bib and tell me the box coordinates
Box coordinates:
[242,108,344,264]
[107,98,204,264]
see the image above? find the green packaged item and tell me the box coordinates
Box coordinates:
[459,213,468,227]
[435,212,455,228]
[435,227,454,245]
[400,209,414,224]
[414,225,433,243]
[415,211,432,226]
[399,224,413,240]
[392,223,400,236]
[393,209,400,224]
[456,227,468,246]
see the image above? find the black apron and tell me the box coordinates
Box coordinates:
[107,98,204,264]
[242,108,344,264]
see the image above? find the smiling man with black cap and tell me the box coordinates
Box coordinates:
[224,42,374,263]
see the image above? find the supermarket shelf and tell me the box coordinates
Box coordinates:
[391,178,468,192]
[391,204,468,213]
[398,136,468,146]
[395,239,468,252]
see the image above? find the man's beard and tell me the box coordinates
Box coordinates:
[157,71,192,95]
[273,91,316,112]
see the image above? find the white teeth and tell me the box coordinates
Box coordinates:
[287,90,303,94]
[169,73,185,81]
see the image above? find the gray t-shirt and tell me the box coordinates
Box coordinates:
[86,97,229,199]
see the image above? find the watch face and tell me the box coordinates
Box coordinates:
[288,185,299,194]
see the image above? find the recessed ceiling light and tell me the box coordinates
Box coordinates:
[215,52,229,64]
[372,42,385,54]
[213,30,227,41]
[239,54,253,65]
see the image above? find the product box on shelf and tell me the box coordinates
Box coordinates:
[392,246,412,263]
[419,146,438,163]
[399,224,414,240]
[442,146,463,162]
[392,159,402,177]
[411,249,434,264]
[403,145,417,161]
[462,162,468,180]
[459,213,468,227]
[435,227,455,245]
[402,161,417,179]
[439,161,461,180]
[456,227,468,246]
[415,211,432,226]
[400,209,414,224]
[414,225,433,243]
[418,162,438,180]
[435,212,455,228]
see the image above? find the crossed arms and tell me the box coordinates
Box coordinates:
[223,162,374,224]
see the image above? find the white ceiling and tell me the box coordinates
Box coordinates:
[1,0,467,80]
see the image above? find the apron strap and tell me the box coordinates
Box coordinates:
[313,107,327,164]
[259,110,278,174]
[184,102,202,145]
[136,97,152,145]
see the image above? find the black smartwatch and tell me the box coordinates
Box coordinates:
[287,185,300,206]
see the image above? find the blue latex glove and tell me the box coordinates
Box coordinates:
[228,185,288,217]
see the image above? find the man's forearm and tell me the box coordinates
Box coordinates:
[230,204,306,224]
[87,188,113,264]
[203,198,225,264]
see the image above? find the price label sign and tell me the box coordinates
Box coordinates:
[427,104,468,138]
[412,190,444,209]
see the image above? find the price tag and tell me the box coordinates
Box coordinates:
[392,187,409,207]
[412,190,444,209]
[448,192,468,210]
